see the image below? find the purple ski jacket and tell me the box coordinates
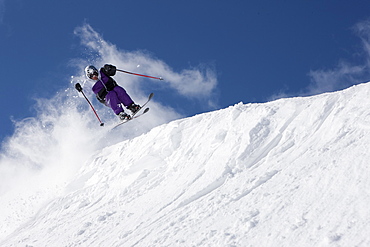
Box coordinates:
[92,69,113,94]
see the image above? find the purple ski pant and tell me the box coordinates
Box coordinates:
[106,86,134,115]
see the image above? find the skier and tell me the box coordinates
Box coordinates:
[84,64,141,120]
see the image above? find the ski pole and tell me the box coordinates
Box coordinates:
[116,69,163,80]
[75,83,104,126]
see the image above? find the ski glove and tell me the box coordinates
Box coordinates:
[103,64,117,76]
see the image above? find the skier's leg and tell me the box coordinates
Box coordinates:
[114,86,134,107]
[106,91,124,115]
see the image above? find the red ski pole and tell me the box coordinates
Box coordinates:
[75,83,104,126]
[116,69,163,80]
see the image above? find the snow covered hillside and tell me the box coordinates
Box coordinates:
[2,83,370,246]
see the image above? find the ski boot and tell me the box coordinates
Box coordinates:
[118,111,131,121]
[127,103,141,115]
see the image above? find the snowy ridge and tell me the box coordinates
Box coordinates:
[2,83,370,246]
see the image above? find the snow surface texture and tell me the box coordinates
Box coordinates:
[2,83,370,246]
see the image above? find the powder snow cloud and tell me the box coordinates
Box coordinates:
[73,24,218,103]
[0,23,219,198]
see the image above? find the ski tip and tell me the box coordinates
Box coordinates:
[143,107,150,113]
[149,92,154,99]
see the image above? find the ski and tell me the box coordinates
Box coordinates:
[132,93,153,118]
[112,93,154,129]
[112,108,150,129]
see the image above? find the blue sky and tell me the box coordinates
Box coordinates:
[1,0,370,143]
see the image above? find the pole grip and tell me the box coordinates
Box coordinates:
[75,83,83,92]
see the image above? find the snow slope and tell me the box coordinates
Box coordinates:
[2,83,370,246]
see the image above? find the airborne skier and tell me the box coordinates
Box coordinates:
[84,64,141,121]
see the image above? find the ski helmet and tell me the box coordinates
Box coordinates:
[85,65,98,79]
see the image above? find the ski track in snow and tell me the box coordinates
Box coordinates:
[2,83,370,246]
